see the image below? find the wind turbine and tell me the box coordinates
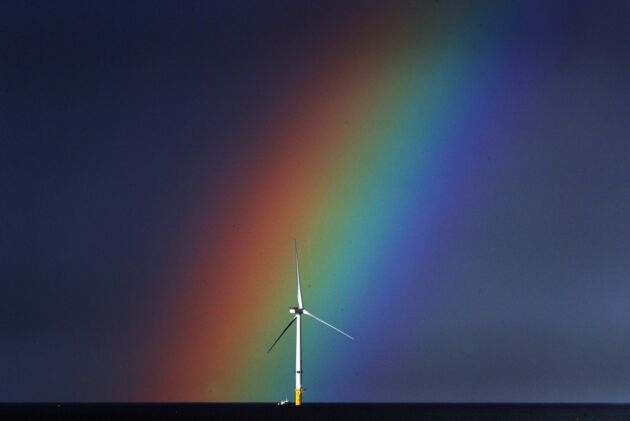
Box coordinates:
[267,240,353,406]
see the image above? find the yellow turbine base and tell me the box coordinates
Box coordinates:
[295,388,303,406]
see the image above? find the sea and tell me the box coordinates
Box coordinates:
[2,403,630,421]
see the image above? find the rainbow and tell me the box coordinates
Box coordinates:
[142,2,538,402]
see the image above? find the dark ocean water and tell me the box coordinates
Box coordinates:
[2,404,630,421]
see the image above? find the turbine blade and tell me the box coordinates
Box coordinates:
[303,309,354,340]
[294,240,303,309]
[267,316,297,353]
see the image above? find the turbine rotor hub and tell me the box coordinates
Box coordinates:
[289,307,303,314]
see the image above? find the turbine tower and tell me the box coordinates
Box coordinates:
[267,240,353,406]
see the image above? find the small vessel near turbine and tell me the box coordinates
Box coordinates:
[267,240,353,406]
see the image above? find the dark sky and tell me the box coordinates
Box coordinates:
[1,1,375,400]
[1,1,630,402]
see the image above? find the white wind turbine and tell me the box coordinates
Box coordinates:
[267,240,353,406]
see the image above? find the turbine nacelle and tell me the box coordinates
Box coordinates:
[289,307,303,314]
